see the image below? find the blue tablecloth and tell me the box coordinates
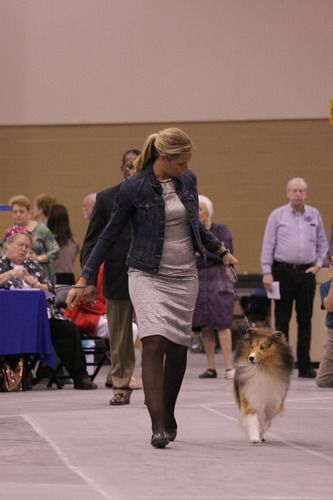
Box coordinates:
[0,289,54,367]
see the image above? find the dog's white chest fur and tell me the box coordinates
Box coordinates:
[236,365,290,443]
[242,367,288,418]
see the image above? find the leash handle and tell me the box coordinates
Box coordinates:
[215,253,238,284]
[222,262,253,332]
[225,264,238,284]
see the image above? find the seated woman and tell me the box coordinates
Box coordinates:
[0,225,97,390]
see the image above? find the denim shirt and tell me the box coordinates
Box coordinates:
[82,165,222,283]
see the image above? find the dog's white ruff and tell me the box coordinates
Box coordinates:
[238,364,289,443]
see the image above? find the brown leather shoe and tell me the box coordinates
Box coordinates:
[110,392,130,405]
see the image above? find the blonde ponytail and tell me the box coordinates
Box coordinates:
[134,128,192,172]
[134,133,159,172]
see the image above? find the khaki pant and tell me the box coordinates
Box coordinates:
[316,328,333,388]
[106,299,135,395]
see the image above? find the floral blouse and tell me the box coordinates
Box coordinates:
[0,255,64,320]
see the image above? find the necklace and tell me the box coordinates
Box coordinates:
[159,177,173,183]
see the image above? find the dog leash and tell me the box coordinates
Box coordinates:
[223,263,252,332]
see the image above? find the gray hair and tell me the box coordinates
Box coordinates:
[2,230,33,254]
[198,194,214,221]
[287,177,308,192]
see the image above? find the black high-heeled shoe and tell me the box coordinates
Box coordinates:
[165,415,177,442]
[165,428,177,442]
[151,431,169,448]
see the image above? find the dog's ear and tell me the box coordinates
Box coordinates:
[272,330,286,342]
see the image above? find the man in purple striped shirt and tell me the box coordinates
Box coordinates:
[261,177,328,378]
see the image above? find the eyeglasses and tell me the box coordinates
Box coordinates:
[123,162,135,170]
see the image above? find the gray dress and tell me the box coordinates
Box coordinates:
[128,179,198,346]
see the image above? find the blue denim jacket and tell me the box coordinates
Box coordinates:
[82,165,222,282]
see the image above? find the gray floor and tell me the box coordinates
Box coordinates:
[1,352,333,500]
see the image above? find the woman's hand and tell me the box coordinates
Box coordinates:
[218,246,238,266]
[11,268,29,280]
[24,273,40,288]
[66,277,88,308]
[222,252,238,266]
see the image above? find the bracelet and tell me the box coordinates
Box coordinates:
[219,249,230,259]
[71,285,87,289]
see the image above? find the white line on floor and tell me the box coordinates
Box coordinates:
[201,404,333,464]
[22,414,118,500]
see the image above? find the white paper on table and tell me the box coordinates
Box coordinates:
[266,281,280,300]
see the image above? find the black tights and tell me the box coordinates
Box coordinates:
[141,335,188,433]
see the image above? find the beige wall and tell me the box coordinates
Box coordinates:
[1,0,332,125]
[1,119,332,276]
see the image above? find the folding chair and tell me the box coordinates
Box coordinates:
[81,336,110,381]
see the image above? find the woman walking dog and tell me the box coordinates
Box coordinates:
[67,128,238,448]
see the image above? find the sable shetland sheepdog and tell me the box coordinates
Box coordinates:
[234,329,294,444]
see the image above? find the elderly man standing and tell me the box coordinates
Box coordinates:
[261,177,328,378]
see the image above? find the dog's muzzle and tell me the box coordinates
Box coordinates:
[248,353,256,364]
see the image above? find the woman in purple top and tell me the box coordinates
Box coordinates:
[192,195,235,379]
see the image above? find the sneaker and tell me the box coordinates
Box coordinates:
[199,369,217,379]
[224,369,235,380]
[110,392,131,405]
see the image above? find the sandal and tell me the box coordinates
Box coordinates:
[109,392,130,405]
